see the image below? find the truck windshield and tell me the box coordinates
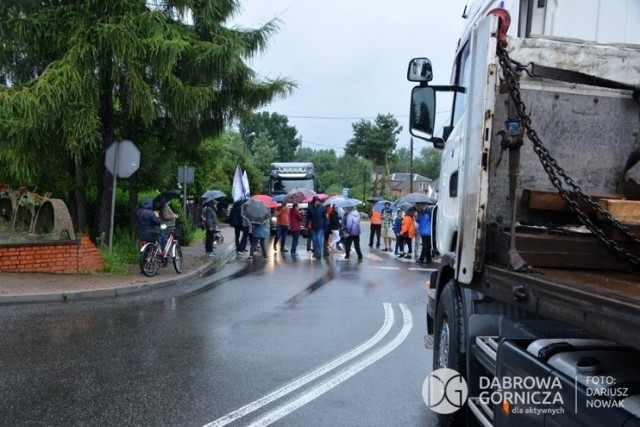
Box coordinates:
[272,178,315,194]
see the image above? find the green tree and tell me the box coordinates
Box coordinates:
[0,0,294,239]
[239,111,300,161]
[294,147,315,163]
[251,132,279,176]
[390,147,412,173]
[344,113,401,197]
[414,146,442,180]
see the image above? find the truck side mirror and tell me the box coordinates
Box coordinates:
[410,86,437,140]
[407,58,433,82]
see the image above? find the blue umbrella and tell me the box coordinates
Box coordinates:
[201,190,226,203]
[372,200,392,212]
[271,194,286,203]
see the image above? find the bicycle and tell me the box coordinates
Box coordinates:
[140,225,184,277]
[202,227,224,246]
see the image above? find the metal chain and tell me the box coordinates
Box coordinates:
[496,44,640,266]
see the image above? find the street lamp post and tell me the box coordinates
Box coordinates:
[363,170,367,201]
[245,132,256,153]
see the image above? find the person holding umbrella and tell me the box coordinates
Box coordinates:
[380,201,394,252]
[202,198,218,257]
[398,207,417,259]
[393,208,404,255]
[248,219,269,260]
[273,202,290,252]
[241,199,272,260]
[327,204,341,253]
[229,199,249,255]
[306,195,327,259]
[289,203,303,255]
[416,203,433,264]
[368,205,382,249]
[343,206,363,261]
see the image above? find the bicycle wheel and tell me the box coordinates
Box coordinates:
[140,244,161,277]
[173,243,184,274]
[216,234,224,244]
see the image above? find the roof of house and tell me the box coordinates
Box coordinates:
[388,173,432,190]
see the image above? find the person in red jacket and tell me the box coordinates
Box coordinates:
[273,202,291,252]
[289,203,303,255]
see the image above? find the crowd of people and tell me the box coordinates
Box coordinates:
[137,192,435,265]
[226,196,435,264]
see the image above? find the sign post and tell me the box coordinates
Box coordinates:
[105,140,140,252]
[177,165,195,216]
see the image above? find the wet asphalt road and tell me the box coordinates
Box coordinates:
[0,234,438,426]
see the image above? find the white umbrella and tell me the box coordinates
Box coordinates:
[333,198,362,208]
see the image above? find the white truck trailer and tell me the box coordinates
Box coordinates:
[408,1,640,425]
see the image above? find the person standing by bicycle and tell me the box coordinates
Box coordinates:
[137,198,163,245]
[160,202,178,227]
[202,198,218,257]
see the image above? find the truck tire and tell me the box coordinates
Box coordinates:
[433,279,467,426]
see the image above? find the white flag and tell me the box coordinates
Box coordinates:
[242,171,251,199]
[232,165,244,202]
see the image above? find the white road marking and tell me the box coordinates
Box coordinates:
[378,267,400,270]
[365,253,383,261]
[203,303,395,427]
[248,304,414,427]
[409,268,437,272]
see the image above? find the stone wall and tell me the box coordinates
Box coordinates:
[0,236,105,274]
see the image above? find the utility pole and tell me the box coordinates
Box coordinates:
[409,137,414,193]
[245,132,256,153]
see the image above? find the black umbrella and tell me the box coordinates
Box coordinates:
[153,190,181,211]
[367,196,384,203]
[241,199,271,223]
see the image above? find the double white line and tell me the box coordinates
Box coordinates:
[204,303,413,427]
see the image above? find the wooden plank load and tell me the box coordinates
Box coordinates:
[497,190,640,270]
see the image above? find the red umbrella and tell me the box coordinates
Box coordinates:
[252,194,278,208]
[303,193,328,203]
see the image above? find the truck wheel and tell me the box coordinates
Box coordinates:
[433,279,467,426]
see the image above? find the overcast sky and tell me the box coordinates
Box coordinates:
[231,0,468,155]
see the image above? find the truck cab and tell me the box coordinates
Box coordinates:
[408,1,640,425]
[266,162,319,195]
[265,162,320,236]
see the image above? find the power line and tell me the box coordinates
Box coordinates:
[288,114,408,120]
[285,109,451,120]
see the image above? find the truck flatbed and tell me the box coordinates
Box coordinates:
[472,264,640,350]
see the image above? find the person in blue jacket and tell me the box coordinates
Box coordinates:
[137,197,162,244]
[416,204,433,264]
[248,219,269,260]
[393,209,404,255]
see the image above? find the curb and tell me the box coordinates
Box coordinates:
[0,247,237,304]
